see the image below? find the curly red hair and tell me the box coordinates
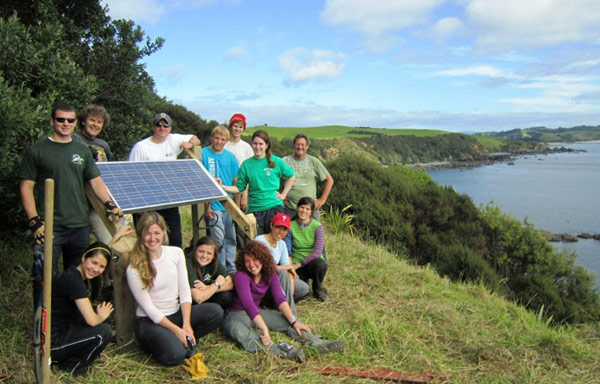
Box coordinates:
[235,241,277,280]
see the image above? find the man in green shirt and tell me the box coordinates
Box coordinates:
[19,103,122,276]
[283,134,334,220]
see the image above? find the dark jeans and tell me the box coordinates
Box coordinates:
[297,258,328,292]
[134,207,182,248]
[135,303,223,366]
[206,291,234,311]
[253,205,283,236]
[50,323,111,376]
[52,224,90,276]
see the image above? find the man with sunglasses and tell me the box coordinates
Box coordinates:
[19,103,123,276]
[128,112,200,248]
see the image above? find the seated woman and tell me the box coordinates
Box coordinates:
[51,225,132,376]
[222,241,343,362]
[126,212,223,366]
[254,213,309,315]
[285,197,330,302]
[186,236,234,310]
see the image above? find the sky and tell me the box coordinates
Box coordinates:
[101,0,600,133]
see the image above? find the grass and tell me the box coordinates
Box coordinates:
[1,215,600,383]
[245,125,450,140]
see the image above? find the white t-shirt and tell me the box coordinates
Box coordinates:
[128,133,193,161]
[126,246,192,324]
[224,139,253,166]
[255,235,291,266]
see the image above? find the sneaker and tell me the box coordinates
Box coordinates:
[308,339,345,354]
[314,289,330,302]
[277,343,306,363]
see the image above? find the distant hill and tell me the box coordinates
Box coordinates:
[245,125,449,139]
[481,125,600,142]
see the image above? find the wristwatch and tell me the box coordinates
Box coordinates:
[214,281,222,290]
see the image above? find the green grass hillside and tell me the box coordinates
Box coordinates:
[245,125,449,140]
[1,229,599,383]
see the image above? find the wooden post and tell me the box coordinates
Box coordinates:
[84,185,136,348]
[190,146,206,245]
[42,179,54,383]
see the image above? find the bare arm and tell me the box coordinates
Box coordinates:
[75,298,113,327]
[315,174,334,210]
[20,180,38,219]
[278,176,296,201]
[251,314,272,346]
[278,300,311,335]
[89,176,112,203]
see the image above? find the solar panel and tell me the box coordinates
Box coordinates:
[97,160,227,213]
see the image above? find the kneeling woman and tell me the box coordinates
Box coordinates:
[187,236,234,310]
[223,241,343,361]
[51,225,131,376]
[286,197,330,301]
[127,212,223,366]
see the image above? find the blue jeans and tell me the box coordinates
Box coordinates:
[135,303,223,366]
[208,210,237,273]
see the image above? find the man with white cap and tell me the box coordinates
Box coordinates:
[128,112,200,248]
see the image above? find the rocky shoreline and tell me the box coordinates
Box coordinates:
[540,231,600,243]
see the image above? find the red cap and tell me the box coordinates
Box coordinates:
[229,113,246,129]
[271,213,290,229]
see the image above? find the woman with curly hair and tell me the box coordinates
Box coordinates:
[222,241,344,362]
[220,130,295,235]
[126,212,223,366]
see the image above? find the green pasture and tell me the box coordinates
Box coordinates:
[245,125,450,140]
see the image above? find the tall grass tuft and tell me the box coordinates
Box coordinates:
[323,204,356,236]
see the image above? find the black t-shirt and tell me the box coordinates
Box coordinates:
[51,266,89,337]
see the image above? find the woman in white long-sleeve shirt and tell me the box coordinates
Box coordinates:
[126,212,223,366]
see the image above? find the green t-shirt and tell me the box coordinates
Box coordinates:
[19,137,100,227]
[283,154,329,209]
[186,257,229,287]
[235,155,295,212]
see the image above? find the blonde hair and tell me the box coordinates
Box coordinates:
[211,125,230,140]
[128,212,169,289]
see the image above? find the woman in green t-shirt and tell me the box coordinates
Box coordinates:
[221,130,295,235]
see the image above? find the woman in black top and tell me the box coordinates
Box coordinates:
[50,226,131,376]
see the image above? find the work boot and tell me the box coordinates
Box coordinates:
[289,330,344,354]
[314,289,330,302]
[267,343,306,363]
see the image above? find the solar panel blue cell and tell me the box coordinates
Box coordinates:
[97,160,227,213]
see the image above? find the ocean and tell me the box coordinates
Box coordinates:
[427,142,600,290]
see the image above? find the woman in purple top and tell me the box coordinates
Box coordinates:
[222,241,344,362]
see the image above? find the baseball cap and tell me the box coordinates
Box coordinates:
[229,113,246,129]
[271,213,290,229]
[153,112,172,126]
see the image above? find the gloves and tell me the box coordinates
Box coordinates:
[28,216,45,245]
[181,352,208,379]
[104,200,123,223]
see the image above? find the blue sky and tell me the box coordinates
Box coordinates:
[102,0,600,132]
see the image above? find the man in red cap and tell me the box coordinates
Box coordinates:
[224,113,253,212]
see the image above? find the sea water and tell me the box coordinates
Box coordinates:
[427,142,600,290]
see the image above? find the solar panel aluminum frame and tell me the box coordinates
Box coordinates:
[97,159,229,214]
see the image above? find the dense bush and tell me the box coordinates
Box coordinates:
[327,154,600,323]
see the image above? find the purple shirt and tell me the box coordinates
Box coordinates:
[230,272,287,320]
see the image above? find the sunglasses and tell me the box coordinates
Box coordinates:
[55,117,76,124]
[155,122,171,128]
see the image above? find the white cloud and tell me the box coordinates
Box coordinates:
[279,48,346,83]
[320,0,444,49]
[226,43,249,59]
[436,65,511,78]
[102,0,165,22]
[466,0,600,51]
[158,64,186,82]
[432,17,464,41]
